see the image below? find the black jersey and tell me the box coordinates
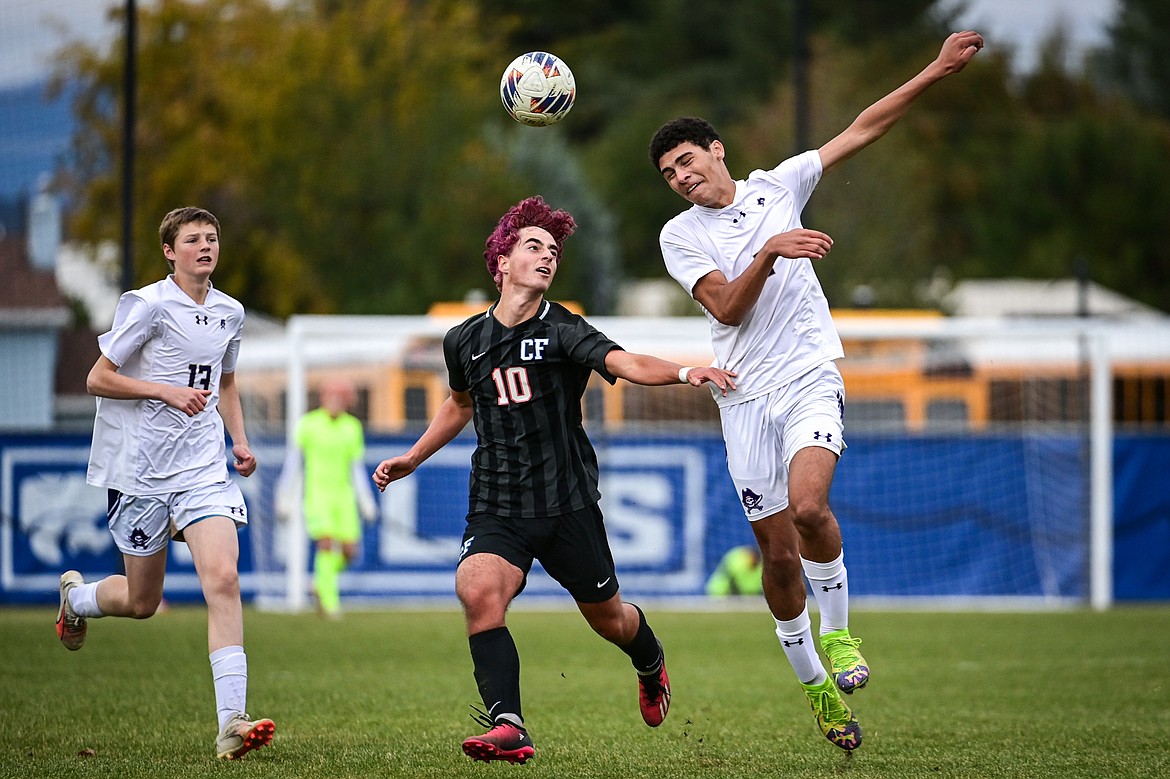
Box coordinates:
[443,300,621,518]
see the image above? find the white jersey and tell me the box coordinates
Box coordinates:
[659,149,843,407]
[87,276,245,495]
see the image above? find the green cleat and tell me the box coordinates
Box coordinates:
[821,629,869,694]
[801,675,862,751]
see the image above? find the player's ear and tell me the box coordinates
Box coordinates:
[711,140,725,161]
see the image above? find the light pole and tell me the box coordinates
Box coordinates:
[120,0,136,292]
[792,0,810,156]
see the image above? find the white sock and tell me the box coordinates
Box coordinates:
[210,645,248,731]
[69,581,104,618]
[801,552,849,635]
[774,607,825,685]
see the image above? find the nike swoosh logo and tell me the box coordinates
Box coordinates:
[596,577,611,588]
[472,352,487,360]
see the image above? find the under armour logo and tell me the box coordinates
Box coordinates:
[813,431,833,443]
[129,527,149,549]
[195,314,209,325]
[782,638,804,647]
[459,536,474,560]
[741,488,764,513]
[228,505,246,517]
[821,582,843,592]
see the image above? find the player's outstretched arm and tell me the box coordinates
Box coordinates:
[372,391,472,492]
[818,30,984,174]
[605,350,737,397]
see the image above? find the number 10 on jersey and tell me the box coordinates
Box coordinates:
[491,367,533,405]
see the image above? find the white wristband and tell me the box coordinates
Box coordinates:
[678,366,695,384]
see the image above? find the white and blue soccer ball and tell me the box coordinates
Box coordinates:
[500,51,576,127]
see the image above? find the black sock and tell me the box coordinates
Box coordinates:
[621,603,663,674]
[469,626,523,725]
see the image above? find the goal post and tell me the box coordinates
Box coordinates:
[831,315,1116,610]
[1088,332,1113,611]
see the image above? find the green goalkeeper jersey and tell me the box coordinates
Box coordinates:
[705,546,764,596]
[295,407,365,530]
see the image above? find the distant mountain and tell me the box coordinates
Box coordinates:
[0,80,75,201]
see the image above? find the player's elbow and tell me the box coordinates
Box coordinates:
[85,368,104,397]
[694,286,746,326]
[707,303,745,327]
[716,312,745,327]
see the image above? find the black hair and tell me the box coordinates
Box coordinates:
[648,117,721,170]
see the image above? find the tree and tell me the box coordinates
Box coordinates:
[56,0,519,316]
[481,0,940,284]
[52,0,1170,316]
[1097,0,1170,120]
[936,29,1170,311]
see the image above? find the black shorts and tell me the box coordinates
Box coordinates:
[460,503,619,604]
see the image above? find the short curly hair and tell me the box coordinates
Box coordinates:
[484,196,576,291]
[648,116,721,171]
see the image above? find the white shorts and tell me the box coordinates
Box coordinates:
[107,481,248,556]
[719,361,846,520]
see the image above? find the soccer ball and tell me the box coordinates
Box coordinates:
[500,51,576,127]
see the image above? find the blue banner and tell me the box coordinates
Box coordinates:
[1112,435,1170,600]
[1,432,1165,604]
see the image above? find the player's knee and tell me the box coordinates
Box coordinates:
[788,498,834,536]
[586,612,627,643]
[758,542,802,576]
[201,568,241,603]
[129,598,162,619]
[457,582,509,620]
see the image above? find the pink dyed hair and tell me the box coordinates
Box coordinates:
[483,196,577,290]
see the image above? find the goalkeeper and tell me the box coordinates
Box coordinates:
[705,545,764,597]
[277,378,377,618]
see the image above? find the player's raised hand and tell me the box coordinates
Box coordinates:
[937,30,984,74]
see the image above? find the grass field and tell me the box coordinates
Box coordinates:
[2,604,1168,779]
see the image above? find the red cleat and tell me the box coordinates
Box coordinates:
[462,721,535,764]
[638,641,671,727]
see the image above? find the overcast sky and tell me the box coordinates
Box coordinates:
[948,0,1120,71]
[1,0,116,88]
[0,0,1121,89]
